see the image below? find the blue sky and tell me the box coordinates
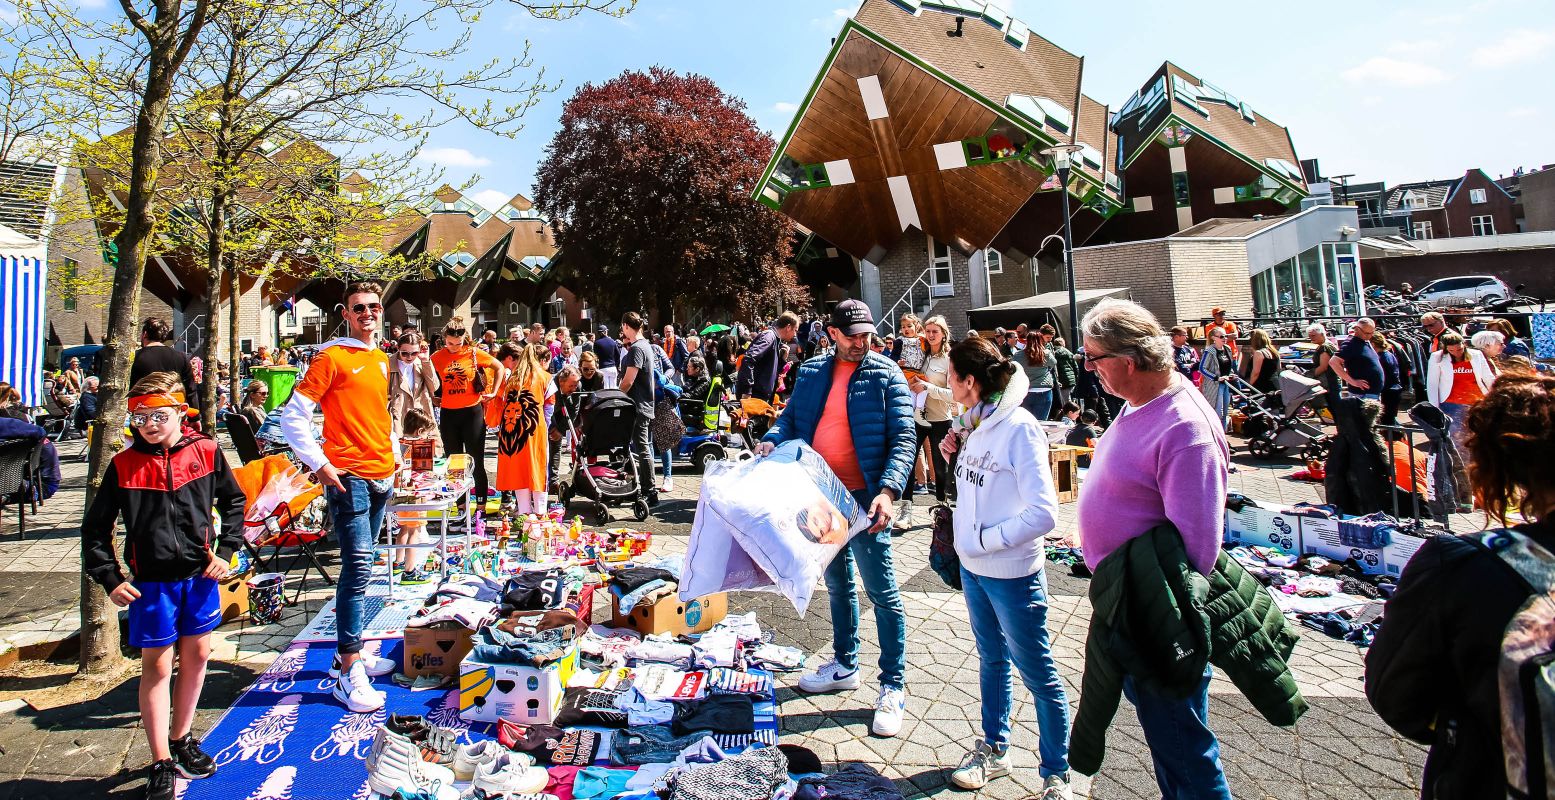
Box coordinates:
[415,0,1553,211]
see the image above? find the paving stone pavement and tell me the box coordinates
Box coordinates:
[0,436,1439,798]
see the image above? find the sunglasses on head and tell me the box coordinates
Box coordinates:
[447,328,466,338]
[350,302,383,314]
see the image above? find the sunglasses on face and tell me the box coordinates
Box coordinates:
[129,410,176,427]
[349,302,383,315]
[398,350,418,358]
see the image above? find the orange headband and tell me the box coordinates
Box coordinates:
[127,392,186,412]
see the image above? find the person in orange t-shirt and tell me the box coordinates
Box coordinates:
[755,299,917,738]
[430,317,502,506]
[277,281,396,713]
[493,342,550,515]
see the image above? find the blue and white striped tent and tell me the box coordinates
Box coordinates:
[0,223,48,407]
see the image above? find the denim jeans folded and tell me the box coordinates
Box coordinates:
[608,725,712,766]
[471,625,573,666]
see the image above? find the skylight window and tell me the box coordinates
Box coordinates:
[1005,18,1029,49]
[1077,143,1103,171]
[1005,94,1070,134]
[1263,158,1303,182]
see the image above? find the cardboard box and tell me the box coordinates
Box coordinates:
[1298,516,1384,575]
[610,592,727,636]
[1224,504,1302,553]
[459,643,578,726]
[403,623,476,679]
[1383,531,1431,577]
[1047,445,1081,504]
[217,571,253,624]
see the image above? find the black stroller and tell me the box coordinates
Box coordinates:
[1227,370,1332,461]
[557,390,650,523]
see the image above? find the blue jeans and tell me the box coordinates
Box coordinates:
[325,474,391,655]
[961,567,1070,778]
[1022,390,1053,420]
[823,489,907,689]
[1122,667,1232,800]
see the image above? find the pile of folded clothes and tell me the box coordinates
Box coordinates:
[1225,545,1397,647]
[608,558,682,614]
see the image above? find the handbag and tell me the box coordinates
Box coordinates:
[927,503,962,590]
[469,348,488,394]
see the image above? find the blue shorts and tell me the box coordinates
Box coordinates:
[127,576,222,649]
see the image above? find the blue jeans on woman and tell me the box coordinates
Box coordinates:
[961,566,1069,778]
[1022,389,1053,420]
[325,474,391,655]
[1122,667,1232,800]
[823,489,908,689]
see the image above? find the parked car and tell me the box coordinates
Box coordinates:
[1411,275,1511,309]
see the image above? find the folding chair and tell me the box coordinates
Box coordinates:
[0,438,40,540]
[225,413,267,464]
[244,500,333,603]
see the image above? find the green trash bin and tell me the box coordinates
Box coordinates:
[250,366,298,413]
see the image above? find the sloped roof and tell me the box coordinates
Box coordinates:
[1161,63,1300,172]
[1383,179,1454,213]
[0,159,56,239]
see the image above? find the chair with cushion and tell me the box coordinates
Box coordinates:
[225,412,266,464]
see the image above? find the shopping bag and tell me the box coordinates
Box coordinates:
[681,440,869,616]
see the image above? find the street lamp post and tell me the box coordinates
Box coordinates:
[1042,143,1085,349]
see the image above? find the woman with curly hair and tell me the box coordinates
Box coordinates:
[492,342,551,516]
[1367,372,1555,799]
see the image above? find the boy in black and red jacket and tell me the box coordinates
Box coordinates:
[81,372,245,800]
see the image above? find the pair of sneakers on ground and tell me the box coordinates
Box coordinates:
[801,660,1071,798]
[367,713,553,800]
[331,651,398,712]
[142,734,217,800]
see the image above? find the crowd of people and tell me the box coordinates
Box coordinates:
[45,273,1555,800]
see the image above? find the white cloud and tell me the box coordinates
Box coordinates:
[1472,29,1555,68]
[1386,39,1442,57]
[471,189,511,213]
[773,101,799,113]
[1341,57,1447,88]
[809,7,852,31]
[417,147,491,169]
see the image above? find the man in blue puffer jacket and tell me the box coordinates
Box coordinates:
[758,299,917,738]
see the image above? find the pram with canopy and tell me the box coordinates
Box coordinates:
[558,389,650,524]
[1227,370,1332,461]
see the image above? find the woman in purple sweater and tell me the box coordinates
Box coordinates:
[1074,298,1233,800]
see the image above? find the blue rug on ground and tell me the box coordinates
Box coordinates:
[185,640,780,800]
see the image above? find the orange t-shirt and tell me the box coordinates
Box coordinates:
[812,360,866,491]
[293,342,394,480]
[431,346,499,409]
[1444,360,1484,406]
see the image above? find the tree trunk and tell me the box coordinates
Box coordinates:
[229,263,242,409]
[80,0,211,677]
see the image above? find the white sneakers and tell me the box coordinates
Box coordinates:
[893,500,914,531]
[660,477,675,492]
[797,659,860,693]
[329,652,396,679]
[333,659,386,713]
[469,752,549,797]
[950,740,1011,789]
[365,726,458,800]
[871,685,906,737]
[452,740,503,782]
[1041,774,1075,800]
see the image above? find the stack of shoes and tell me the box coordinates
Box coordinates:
[466,752,551,799]
[452,740,505,781]
[384,714,460,767]
[365,723,459,800]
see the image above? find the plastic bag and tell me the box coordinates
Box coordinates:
[680,440,868,615]
[244,466,315,532]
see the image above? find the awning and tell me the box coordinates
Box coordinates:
[1,226,48,406]
[966,287,1132,334]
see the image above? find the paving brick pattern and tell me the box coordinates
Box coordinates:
[0,437,1442,798]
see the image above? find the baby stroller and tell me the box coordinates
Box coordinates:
[558,390,650,524]
[1227,370,1331,461]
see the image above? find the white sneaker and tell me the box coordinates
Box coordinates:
[661,477,674,492]
[797,658,860,693]
[332,660,385,713]
[365,725,458,800]
[1040,773,1074,800]
[871,685,906,737]
[453,739,504,782]
[950,740,1011,789]
[330,652,396,678]
[893,502,914,531]
[470,752,549,797]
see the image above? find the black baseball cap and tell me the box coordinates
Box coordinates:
[596,324,609,335]
[829,299,875,336]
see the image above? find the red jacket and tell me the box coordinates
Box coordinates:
[82,433,246,592]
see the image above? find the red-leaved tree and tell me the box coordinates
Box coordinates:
[534,67,802,322]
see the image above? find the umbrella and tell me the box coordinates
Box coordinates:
[700,323,731,336]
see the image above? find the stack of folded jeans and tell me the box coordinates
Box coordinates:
[470,625,573,667]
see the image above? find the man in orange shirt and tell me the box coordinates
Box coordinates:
[1208,307,1239,355]
[279,281,396,714]
[756,299,916,737]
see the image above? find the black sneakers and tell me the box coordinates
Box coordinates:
[144,759,178,800]
[169,734,217,779]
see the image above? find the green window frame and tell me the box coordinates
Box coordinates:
[61,257,78,312]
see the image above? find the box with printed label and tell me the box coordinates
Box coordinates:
[403,623,476,679]
[1298,517,1384,575]
[1383,531,1431,577]
[1224,504,1302,553]
[458,643,578,725]
[609,592,727,636]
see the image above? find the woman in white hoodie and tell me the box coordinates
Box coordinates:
[939,335,1071,798]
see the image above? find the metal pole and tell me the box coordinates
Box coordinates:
[1058,165,1079,348]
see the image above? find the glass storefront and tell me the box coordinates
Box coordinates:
[1251,242,1362,320]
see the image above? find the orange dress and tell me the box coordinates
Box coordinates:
[494,370,550,492]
